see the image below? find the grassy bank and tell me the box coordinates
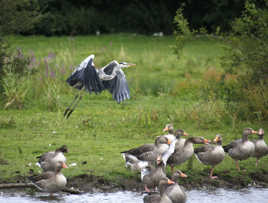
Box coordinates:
[0,34,267,188]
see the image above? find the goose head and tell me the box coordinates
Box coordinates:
[258,128,264,138]
[213,134,223,145]
[175,129,189,139]
[172,170,188,180]
[55,161,68,173]
[163,124,174,134]
[242,128,258,140]
[158,178,175,195]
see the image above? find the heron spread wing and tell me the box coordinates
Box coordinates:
[66,55,104,93]
[103,69,130,103]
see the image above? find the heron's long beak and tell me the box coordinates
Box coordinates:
[127,63,136,67]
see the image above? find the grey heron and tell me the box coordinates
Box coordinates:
[64,54,135,118]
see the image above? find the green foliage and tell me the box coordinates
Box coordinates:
[0,0,41,35]
[221,0,268,120]
[0,36,9,93]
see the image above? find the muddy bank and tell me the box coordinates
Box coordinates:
[1,169,268,193]
[66,170,268,192]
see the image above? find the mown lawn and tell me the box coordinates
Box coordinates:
[0,34,267,185]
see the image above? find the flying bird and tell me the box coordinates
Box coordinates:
[64,54,135,118]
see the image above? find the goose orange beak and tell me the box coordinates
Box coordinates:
[176,170,188,178]
[163,127,168,132]
[252,130,258,134]
[62,162,68,168]
[213,136,219,143]
[167,139,171,145]
[204,139,210,144]
[168,179,175,184]
[183,132,189,136]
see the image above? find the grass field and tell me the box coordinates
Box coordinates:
[0,34,267,186]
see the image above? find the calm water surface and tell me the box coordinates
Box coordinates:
[1,187,268,203]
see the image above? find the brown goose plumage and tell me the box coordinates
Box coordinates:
[194,134,225,179]
[31,161,67,195]
[223,128,257,171]
[142,159,167,192]
[252,128,268,167]
[122,136,171,163]
[167,137,210,173]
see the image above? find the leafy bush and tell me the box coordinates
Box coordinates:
[221,0,268,120]
[0,0,41,35]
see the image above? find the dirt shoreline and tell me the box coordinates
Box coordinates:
[1,169,268,194]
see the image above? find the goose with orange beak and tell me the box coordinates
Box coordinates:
[167,137,210,173]
[194,134,225,179]
[223,128,258,171]
[30,161,67,195]
[121,136,171,171]
[252,128,268,167]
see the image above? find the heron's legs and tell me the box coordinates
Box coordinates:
[64,94,79,117]
[64,92,82,119]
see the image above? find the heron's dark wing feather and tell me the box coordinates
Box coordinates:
[82,62,104,93]
[102,61,117,75]
[103,69,130,103]
[66,55,104,93]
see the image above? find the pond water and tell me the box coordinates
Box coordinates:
[0,187,268,203]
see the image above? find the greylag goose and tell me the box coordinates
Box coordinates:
[31,161,67,195]
[252,128,268,167]
[167,137,210,173]
[143,170,187,203]
[160,170,187,203]
[194,134,225,179]
[223,128,258,171]
[161,129,189,167]
[142,159,167,192]
[121,136,171,164]
[37,145,68,172]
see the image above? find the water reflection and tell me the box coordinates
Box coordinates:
[0,187,268,203]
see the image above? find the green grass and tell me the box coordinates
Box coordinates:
[0,34,267,185]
